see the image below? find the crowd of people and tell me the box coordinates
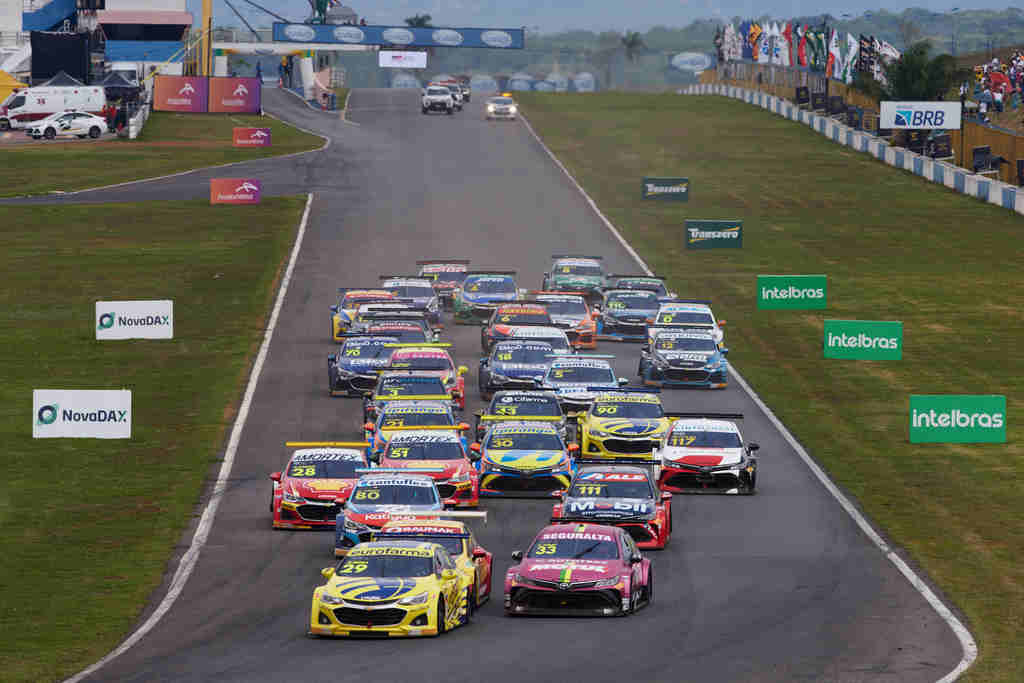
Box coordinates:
[966,51,1024,123]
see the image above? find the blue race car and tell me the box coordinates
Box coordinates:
[473,421,578,497]
[327,335,399,396]
[335,471,445,555]
[639,329,729,389]
[595,288,661,342]
[453,271,520,325]
[478,339,555,400]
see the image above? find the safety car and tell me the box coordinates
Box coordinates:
[416,259,470,310]
[504,522,652,616]
[328,335,400,396]
[655,414,760,494]
[480,303,553,353]
[364,400,465,460]
[421,85,455,114]
[528,291,597,349]
[270,442,370,529]
[541,255,606,302]
[535,355,629,416]
[335,472,445,555]
[473,421,577,497]
[478,340,558,400]
[485,95,517,120]
[639,329,729,388]
[595,288,662,341]
[379,276,442,328]
[378,428,480,508]
[453,271,520,325]
[646,300,725,346]
[385,344,468,410]
[473,390,567,441]
[606,274,676,299]
[363,374,455,425]
[577,391,671,460]
[330,288,396,341]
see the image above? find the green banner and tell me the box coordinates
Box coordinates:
[757,275,827,310]
[909,395,1007,443]
[684,220,742,249]
[823,319,903,360]
[642,177,689,201]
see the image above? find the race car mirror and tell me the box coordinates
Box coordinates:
[269,471,281,482]
[364,422,375,432]
[469,442,481,453]
[748,442,760,452]
[567,443,580,453]
[330,305,338,312]
[334,497,347,507]
[511,550,523,562]
[718,320,727,326]
[321,567,335,579]
[328,354,336,362]
[661,492,673,501]
[472,548,488,559]
[458,422,470,431]
[550,489,565,497]
[618,377,629,385]
[458,365,468,375]
[630,553,643,564]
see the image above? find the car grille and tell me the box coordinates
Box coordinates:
[487,475,563,493]
[333,607,406,626]
[511,588,619,611]
[297,503,341,521]
[350,375,377,391]
[471,304,497,317]
[607,318,647,330]
[436,484,457,498]
[664,470,741,490]
[621,524,655,543]
[600,438,659,454]
[665,369,709,382]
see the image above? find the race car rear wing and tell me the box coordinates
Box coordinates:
[574,457,660,467]
[355,467,446,474]
[379,275,435,282]
[477,414,562,422]
[381,343,452,348]
[545,354,615,360]
[374,425,470,431]
[550,515,652,524]
[286,441,371,448]
[551,254,604,260]
[337,287,396,294]
[359,311,430,320]
[416,259,471,265]
[663,412,743,420]
[368,393,454,402]
[658,299,713,305]
[373,510,488,524]
[609,273,665,280]
[465,270,517,276]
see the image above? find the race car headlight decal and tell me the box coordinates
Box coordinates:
[319,593,344,605]
[336,368,355,378]
[343,517,368,532]
[428,298,439,312]
[489,372,509,382]
[398,592,430,606]
[593,577,620,588]
[588,428,610,438]
[283,492,304,504]
[451,472,471,484]
[704,360,722,370]
[487,104,496,112]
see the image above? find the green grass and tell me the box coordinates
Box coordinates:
[0,197,306,682]
[517,91,1023,682]
[0,112,322,197]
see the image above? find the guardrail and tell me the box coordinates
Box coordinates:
[127,103,150,140]
[682,83,1024,217]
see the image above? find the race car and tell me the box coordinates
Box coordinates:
[374,518,492,613]
[473,421,578,497]
[330,288,396,341]
[311,540,466,637]
[473,390,567,442]
[551,461,672,549]
[536,355,628,416]
[379,276,442,328]
[416,259,470,310]
[605,274,677,299]
[364,400,466,460]
[363,322,431,344]
[328,335,400,396]
[504,522,653,616]
[577,391,671,460]
[385,344,468,410]
[480,303,553,353]
[528,291,597,349]
[655,414,760,494]
[646,300,725,346]
[335,471,445,555]
[595,288,662,341]
[270,442,371,529]
[478,339,557,399]
[344,308,439,342]
[378,428,480,508]
[639,329,729,389]
[453,271,520,325]
[541,255,606,302]
[503,325,573,355]
[363,374,455,425]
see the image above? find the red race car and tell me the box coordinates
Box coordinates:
[480,303,553,353]
[505,522,653,616]
[378,427,480,508]
[386,344,468,411]
[270,442,370,529]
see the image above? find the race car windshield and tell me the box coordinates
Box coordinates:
[380,412,454,427]
[570,479,653,498]
[656,337,717,352]
[490,397,561,417]
[423,270,466,284]
[341,342,396,360]
[336,555,434,578]
[495,311,550,325]
[548,366,615,383]
[606,291,659,309]
[520,335,570,352]
[657,312,713,325]
[528,537,619,559]
[491,97,514,104]
[493,343,553,364]
[390,356,452,371]
[591,402,664,419]
[349,484,439,507]
[386,441,465,460]
[288,460,363,478]
[464,277,515,294]
[539,299,586,315]
[486,431,563,450]
[342,294,392,307]
[388,285,435,299]
[617,280,667,295]
[377,376,447,396]
[668,431,742,448]
[557,263,603,276]
[369,327,427,343]
[382,536,464,555]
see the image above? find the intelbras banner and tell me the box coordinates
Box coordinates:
[96,301,173,340]
[823,319,903,360]
[273,23,525,49]
[33,390,132,439]
[757,275,826,309]
[880,101,962,130]
[909,395,1006,443]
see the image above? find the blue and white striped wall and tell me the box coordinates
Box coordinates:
[685,83,1024,216]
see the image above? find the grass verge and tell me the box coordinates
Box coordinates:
[0,196,306,682]
[518,91,1022,682]
[0,112,322,197]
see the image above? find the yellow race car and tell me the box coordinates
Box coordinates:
[310,540,468,637]
[330,288,396,341]
[577,391,671,460]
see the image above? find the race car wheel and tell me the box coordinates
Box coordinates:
[465,585,476,622]
[421,107,428,114]
[0,119,9,130]
[89,126,101,139]
[44,127,56,139]
[446,108,454,116]
[77,134,86,139]
[643,570,654,606]
[436,597,447,635]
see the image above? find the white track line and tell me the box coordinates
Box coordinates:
[519,112,977,682]
[64,191,315,683]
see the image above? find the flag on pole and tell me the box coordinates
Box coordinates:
[827,29,841,78]
[842,33,859,83]
[782,22,793,67]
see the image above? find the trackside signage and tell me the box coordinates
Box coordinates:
[880,101,962,130]
[823,320,903,360]
[210,178,261,204]
[684,220,742,249]
[641,177,689,201]
[32,389,132,439]
[96,300,174,340]
[232,127,271,147]
[757,275,827,310]
[909,395,1006,443]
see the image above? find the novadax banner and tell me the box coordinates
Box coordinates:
[641,177,689,201]
[153,75,209,113]
[684,220,742,249]
[880,101,962,130]
[233,127,271,147]
[210,178,261,204]
[757,275,827,309]
[379,51,427,69]
[273,23,525,49]
[909,395,1006,443]
[33,389,131,439]
[823,319,903,360]
[209,77,261,113]
[96,300,174,340]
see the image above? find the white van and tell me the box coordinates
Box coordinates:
[0,86,105,130]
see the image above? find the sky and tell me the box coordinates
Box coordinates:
[186,0,1016,34]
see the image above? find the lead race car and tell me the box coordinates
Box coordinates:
[416,259,470,311]
[654,414,761,494]
[639,329,729,389]
[453,270,520,325]
[270,442,371,529]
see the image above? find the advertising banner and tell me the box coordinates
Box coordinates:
[96,300,174,340]
[909,395,1006,443]
[209,77,261,113]
[811,92,826,110]
[233,127,272,147]
[880,101,962,130]
[757,275,827,309]
[823,319,903,360]
[33,389,132,439]
[684,220,742,249]
[641,177,689,201]
[153,75,209,112]
[379,51,428,69]
[273,23,525,49]
[210,178,261,204]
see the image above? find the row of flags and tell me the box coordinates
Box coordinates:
[716,22,901,85]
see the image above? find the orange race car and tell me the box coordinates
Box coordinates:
[528,291,598,350]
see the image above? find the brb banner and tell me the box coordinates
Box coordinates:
[757,275,827,310]
[153,75,208,112]
[96,300,173,340]
[823,320,903,360]
[684,220,742,249]
[210,178,261,204]
[233,127,271,147]
[641,177,689,201]
[909,395,1006,443]
[209,77,261,113]
[273,23,525,49]
[33,389,132,439]
[880,101,962,130]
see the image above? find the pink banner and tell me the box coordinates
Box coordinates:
[209,77,261,113]
[232,127,272,147]
[153,76,209,113]
[210,178,261,205]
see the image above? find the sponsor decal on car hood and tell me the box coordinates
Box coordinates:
[590,418,666,436]
[485,449,564,471]
[292,478,357,500]
[564,498,654,518]
[520,558,615,581]
[327,576,424,601]
[664,447,743,467]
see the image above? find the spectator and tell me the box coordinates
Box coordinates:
[256,61,262,80]
[360,17,366,26]
[978,98,988,123]
[994,88,1003,113]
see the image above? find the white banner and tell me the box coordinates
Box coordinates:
[96,300,174,340]
[33,389,132,438]
[880,101,962,130]
[379,51,427,69]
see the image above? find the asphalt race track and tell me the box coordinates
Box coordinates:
[73,88,960,682]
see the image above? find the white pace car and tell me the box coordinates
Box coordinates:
[485,96,518,120]
[27,110,107,140]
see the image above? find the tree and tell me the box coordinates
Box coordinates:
[404,14,432,28]
[621,31,646,62]
[883,40,955,101]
